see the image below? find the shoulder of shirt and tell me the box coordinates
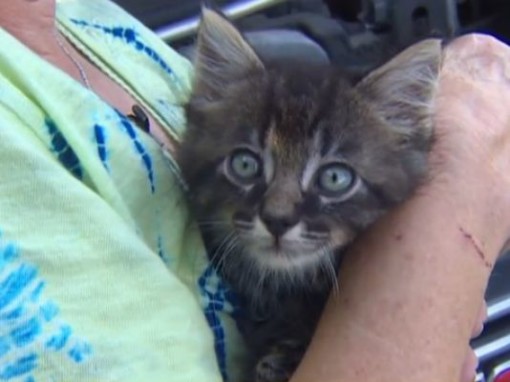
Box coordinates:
[56,0,194,140]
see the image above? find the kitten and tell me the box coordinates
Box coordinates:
[178,9,442,382]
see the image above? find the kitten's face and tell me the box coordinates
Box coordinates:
[178,10,441,278]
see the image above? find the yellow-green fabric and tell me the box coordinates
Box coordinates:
[0,0,245,381]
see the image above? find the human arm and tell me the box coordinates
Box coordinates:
[291,34,510,382]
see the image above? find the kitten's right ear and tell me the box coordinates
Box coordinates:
[192,8,264,99]
[356,39,443,141]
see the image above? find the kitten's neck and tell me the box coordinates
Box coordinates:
[209,240,343,305]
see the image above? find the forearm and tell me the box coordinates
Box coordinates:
[292,178,506,382]
[291,34,510,382]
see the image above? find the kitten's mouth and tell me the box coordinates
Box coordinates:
[244,239,331,271]
[247,236,325,259]
[272,236,283,251]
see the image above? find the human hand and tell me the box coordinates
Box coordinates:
[433,34,510,252]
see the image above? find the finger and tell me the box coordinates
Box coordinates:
[471,300,488,338]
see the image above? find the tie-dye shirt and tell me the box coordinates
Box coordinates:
[0,0,245,381]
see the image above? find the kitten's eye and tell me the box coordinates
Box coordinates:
[228,149,262,183]
[317,163,356,196]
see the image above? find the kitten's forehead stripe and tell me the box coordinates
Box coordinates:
[249,130,260,147]
[301,129,324,190]
[261,72,347,191]
[320,127,333,157]
[263,70,344,162]
[258,78,276,147]
[306,77,340,137]
[266,124,302,165]
[263,147,274,184]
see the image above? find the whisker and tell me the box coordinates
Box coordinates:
[197,221,231,228]
[320,243,340,295]
[206,235,241,331]
[196,219,231,235]
[233,220,254,230]
[302,232,329,240]
[197,218,230,223]
[218,233,240,274]
[209,231,236,271]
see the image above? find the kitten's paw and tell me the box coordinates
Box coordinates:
[255,343,302,382]
[255,353,292,382]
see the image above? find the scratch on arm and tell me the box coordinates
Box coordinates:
[459,226,493,269]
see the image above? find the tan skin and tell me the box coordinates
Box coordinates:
[2,2,504,381]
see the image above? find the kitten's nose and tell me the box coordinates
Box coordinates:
[260,213,298,237]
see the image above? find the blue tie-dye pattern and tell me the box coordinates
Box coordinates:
[29,282,44,303]
[0,354,37,380]
[94,124,109,171]
[0,234,92,380]
[40,302,59,322]
[69,19,177,80]
[10,318,41,347]
[157,236,164,259]
[45,118,83,179]
[0,265,37,310]
[198,265,239,381]
[68,341,93,363]
[0,338,10,357]
[156,235,172,265]
[0,244,17,267]
[46,325,72,351]
[114,111,155,193]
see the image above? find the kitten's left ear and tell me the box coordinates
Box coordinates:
[357,39,443,140]
[192,8,264,99]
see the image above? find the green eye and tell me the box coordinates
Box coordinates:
[229,149,262,183]
[317,164,356,195]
